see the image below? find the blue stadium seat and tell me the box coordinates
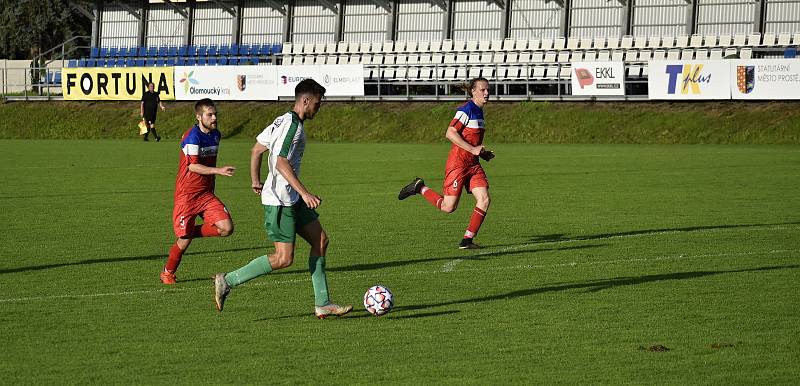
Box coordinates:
[208,56,218,65]
[197,45,208,56]
[158,46,168,57]
[229,44,239,56]
[251,57,260,65]
[272,43,283,55]
[116,58,126,66]
[78,59,87,67]
[228,57,238,65]
[68,59,78,68]
[218,57,228,65]
[178,46,188,57]
[219,45,230,56]
[208,45,218,56]
[238,44,250,55]
[155,58,165,66]
[109,47,119,57]
[99,47,109,57]
[187,57,196,66]
[53,72,61,84]
[168,46,178,57]
[197,57,207,65]
[137,47,147,57]
[147,46,158,57]
[146,58,155,66]
[90,47,99,58]
[87,59,97,67]
[165,58,176,66]
[135,58,145,66]
[187,45,197,56]
[126,58,135,66]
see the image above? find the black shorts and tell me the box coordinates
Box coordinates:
[144,115,157,124]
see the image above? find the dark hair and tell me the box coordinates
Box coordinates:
[194,98,215,114]
[467,77,489,97]
[294,78,326,99]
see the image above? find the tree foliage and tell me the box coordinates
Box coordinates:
[0,0,90,60]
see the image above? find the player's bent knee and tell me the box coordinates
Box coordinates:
[440,204,457,213]
[272,254,294,269]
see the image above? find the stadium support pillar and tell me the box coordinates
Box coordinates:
[686,0,698,35]
[559,0,570,38]
[233,0,242,45]
[138,0,148,48]
[443,0,454,40]
[753,0,766,33]
[184,0,195,46]
[335,1,345,43]
[92,0,102,48]
[498,0,511,39]
[386,1,397,41]
[283,2,294,43]
[620,0,632,37]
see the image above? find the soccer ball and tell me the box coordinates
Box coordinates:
[363,285,394,316]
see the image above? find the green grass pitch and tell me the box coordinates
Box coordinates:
[1,139,798,384]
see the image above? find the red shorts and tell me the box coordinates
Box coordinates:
[442,164,489,196]
[173,192,231,238]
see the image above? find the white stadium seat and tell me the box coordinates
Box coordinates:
[480,52,492,64]
[553,37,566,50]
[638,49,652,62]
[579,37,593,49]
[347,41,360,53]
[652,49,666,61]
[597,50,610,61]
[666,49,680,60]
[502,38,514,51]
[703,34,717,47]
[740,47,752,59]
[518,51,531,63]
[761,32,776,46]
[406,41,419,53]
[634,36,647,49]
[528,39,541,51]
[441,39,453,51]
[466,40,479,51]
[681,49,693,60]
[393,41,406,53]
[718,34,732,47]
[747,33,761,46]
[620,35,633,49]
[531,51,544,63]
[777,32,791,46]
[282,42,292,54]
[611,50,624,61]
[490,39,503,51]
[732,33,746,47]
[478,40,491,51]
[675,35,689,48]
[624,50,637,62]
[583,51,597,61]
[606,37,620,49]
[452,40,466,52]
[540,38,553,50]
[646,36,661,49]
[570,51,583,62]
[709,48,723,59]
[429,41,442,52]
[724,47,738,57]
[793,33,800,45]
[417,41,430,53]
[695,48,709,60]
[557,51,570,62]
[505,51,518,63]
[514,39,527,51]
[593,37,606,49]
[660,36,674,49]
[566,37,579,50]
[543,51,557,63]
[690,34,703,47]
[491,52,505,64]
[381,41,393,52]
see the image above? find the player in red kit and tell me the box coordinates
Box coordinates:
[398,78,494,249]
[160,98,236,284]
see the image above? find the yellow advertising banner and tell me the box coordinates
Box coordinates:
[61,67,175,100]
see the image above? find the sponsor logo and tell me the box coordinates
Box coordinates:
[665,64,712,94]
[737,65,755,94]
[574,68,593,89]
[179,71,198,94]
[280,75,310,85]
[64,69,172,99]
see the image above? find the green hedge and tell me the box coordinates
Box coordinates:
[1,100,798,144]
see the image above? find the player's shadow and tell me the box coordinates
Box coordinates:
[254,309,459,322]
[0,246,264,275]
[267,243,605,275]
[480,221,800,249]
[395,264,800,313]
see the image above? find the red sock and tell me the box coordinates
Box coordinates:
[192,222,220,238]
[464,207,487,239]
[164,243,186,273]
[421,186,443,209]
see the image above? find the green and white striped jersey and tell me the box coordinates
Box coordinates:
[256,111,306,206]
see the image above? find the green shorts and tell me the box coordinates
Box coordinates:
[263,200,319,243]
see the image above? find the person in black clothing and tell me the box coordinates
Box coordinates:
[140,82,166,141]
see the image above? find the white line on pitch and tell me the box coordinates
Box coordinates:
[441,224,798,272]
[0,248,796,304]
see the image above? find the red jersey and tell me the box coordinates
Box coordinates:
[445,100,485,170]
[175,125,221,200]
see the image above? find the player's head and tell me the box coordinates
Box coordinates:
[194,98,217,131]
[294,78,326,120]
[468,77,490,106]
[148,82,155,92]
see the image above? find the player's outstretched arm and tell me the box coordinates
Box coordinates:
[275,156,321,209]
[250,142,268,194]
[188,163,236,176]
[445,126,484,156]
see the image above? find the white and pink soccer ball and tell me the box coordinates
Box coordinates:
[363,285,394,316]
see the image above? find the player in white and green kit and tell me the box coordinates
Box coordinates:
[213,79,352,318]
